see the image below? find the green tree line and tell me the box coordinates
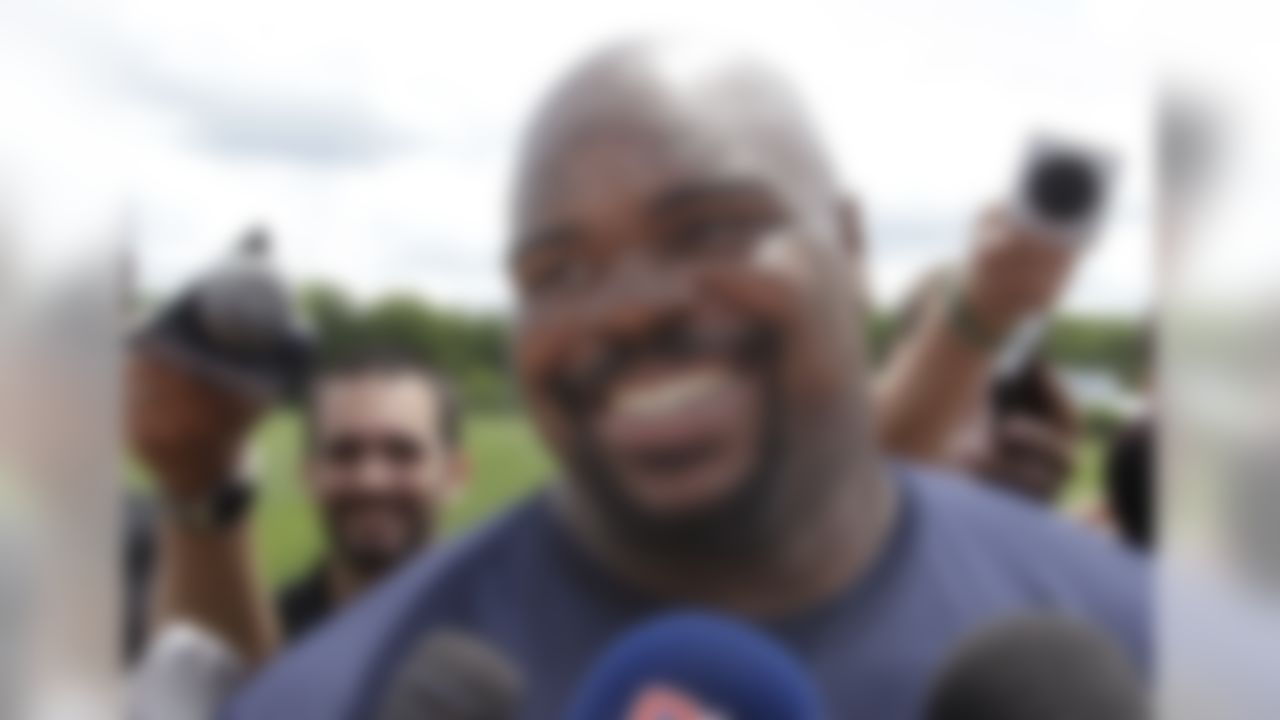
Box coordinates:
[300,282,1148,410]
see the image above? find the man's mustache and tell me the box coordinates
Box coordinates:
[330,496,423,525]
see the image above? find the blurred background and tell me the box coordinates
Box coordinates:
[1,0,1151,587]
[20,0,1280,717]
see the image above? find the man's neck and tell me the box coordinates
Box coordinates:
[562,453,898,619]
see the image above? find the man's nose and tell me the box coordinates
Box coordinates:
[348,455,398,492]
[588,258,691,344]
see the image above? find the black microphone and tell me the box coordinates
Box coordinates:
[1015,136,1114,246]
[926,613,1147,720]
[374,629,523,720]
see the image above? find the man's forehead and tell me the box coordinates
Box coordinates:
[517,114,782,222]
[315,374,439,429]
[513,43,836,239]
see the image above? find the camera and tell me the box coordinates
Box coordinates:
[133,227,313,402]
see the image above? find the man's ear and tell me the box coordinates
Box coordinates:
[836,194,865,256]
[445,452,471,502]
[301,454,324,503]
[836,194,872,310]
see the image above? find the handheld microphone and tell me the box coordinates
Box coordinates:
[566,612,824,720]
[374,629,523,720]
[926,613,1147,720]
[996,135,1115,382]
[1015,135,1114,248]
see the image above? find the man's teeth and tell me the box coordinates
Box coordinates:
[610,369,730,419]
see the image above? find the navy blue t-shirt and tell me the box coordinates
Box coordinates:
[223,465,1150,720]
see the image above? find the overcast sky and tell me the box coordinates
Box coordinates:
[0,0,1151,316]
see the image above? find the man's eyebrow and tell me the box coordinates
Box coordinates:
[650,178,774,214]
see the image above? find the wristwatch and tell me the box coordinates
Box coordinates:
[162,475,257,532]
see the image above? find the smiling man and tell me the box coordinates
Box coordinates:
[278,349,468,640]
[225,41,1148,720]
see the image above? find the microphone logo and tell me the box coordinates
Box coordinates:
[625,683,726,720]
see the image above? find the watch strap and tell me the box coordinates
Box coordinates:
[162,477,256,532]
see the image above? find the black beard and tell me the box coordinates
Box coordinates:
[547,308,788,561]
[327,504,429,579]
[567,379,785,562]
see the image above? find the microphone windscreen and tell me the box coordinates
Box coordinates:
[375,629,523,720]
[566,611,824,720]
[926,613,1147,720]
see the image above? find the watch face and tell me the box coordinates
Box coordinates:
[167,479,255,531]
[211,480,255,528]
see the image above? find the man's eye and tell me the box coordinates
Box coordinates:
[522,257,589,294]
[673,214,771,256]
[383,437,424,465]
[323,437,364,465]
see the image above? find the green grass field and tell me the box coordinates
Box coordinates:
[247,412,1105,586]
[251,412,555,585]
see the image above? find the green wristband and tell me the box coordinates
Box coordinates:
[945,277,1002,352]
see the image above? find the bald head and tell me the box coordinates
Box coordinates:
[513,40,843,249]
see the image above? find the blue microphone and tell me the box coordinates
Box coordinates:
[566,612,825,720]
